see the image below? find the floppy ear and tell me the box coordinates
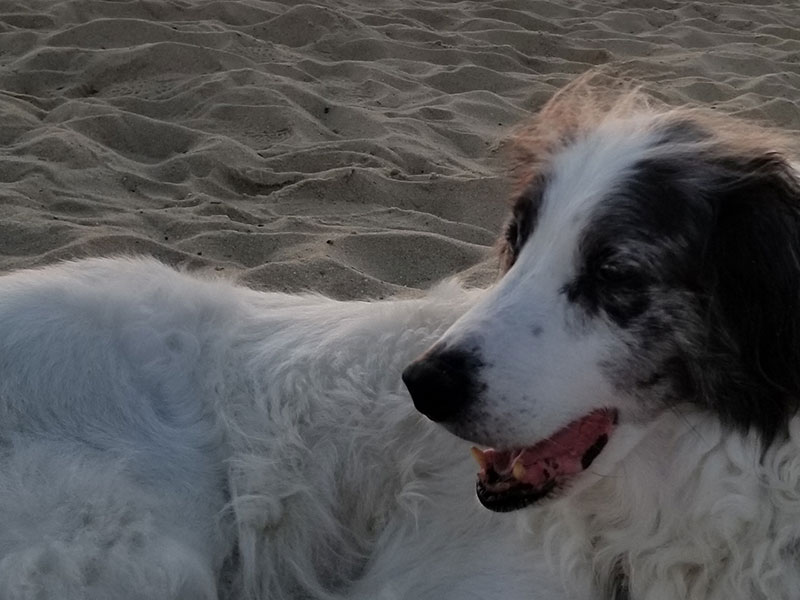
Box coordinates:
[702,153,800,442]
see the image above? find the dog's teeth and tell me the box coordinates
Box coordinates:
[470,447,487,471]
[512,462,527,481]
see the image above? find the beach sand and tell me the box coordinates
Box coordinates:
[1,0,800,298]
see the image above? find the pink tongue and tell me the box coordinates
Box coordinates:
[475,409,615,489]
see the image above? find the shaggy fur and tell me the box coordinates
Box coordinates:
[0,257,557,600]
[5,77,800,600]
[404,76,800,599]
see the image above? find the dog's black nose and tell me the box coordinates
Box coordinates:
[402,349,480,422]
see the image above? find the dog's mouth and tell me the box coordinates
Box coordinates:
[470,408,617,512]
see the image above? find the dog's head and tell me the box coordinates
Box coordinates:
[403,78,800,512]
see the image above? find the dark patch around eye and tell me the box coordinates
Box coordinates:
[501,179,544,271]
[602,291,651,327]
[563,258,651,328]
[565,150,713,328]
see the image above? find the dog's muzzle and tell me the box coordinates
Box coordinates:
[402,348,481,422]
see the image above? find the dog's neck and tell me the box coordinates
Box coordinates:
[524,410,800,600]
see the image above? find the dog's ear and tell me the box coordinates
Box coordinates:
[702,152,800,441]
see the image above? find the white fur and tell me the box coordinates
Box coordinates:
[438,118,660,447]
[529,412,800,599]
[0,257,558,600]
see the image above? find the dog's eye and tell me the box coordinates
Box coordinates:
[505,221,518,245]
[500,220,522,270]
[596,261,643,288]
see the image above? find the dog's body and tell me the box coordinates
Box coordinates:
[0,257,555,600]
[5,80,800,600]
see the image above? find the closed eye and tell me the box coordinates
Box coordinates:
[564,251,654,327]
[594,261,647,288]
[505,220,519,250]
[501,188,540,270]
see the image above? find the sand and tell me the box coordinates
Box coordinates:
[1,0,800,299]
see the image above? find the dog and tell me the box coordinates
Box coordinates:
[3,78,800,600]
[404,77,800,599]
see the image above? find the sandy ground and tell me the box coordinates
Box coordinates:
[1,0,800,298]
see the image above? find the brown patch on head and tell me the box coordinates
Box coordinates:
[509,72,655,196]
[509,72,799,195]
[496,71,800,275]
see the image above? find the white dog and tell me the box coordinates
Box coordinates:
[4,78,800,600]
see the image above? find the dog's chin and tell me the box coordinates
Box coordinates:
[469,408,618,513]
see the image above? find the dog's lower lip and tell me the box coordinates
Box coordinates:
[476,479,555,512]
[472,409,617,511]
[580,433,609,469]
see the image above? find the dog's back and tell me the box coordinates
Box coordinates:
[0,258,234,599]
[0,258,557,600]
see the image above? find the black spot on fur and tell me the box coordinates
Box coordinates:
[607,559,630,600]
